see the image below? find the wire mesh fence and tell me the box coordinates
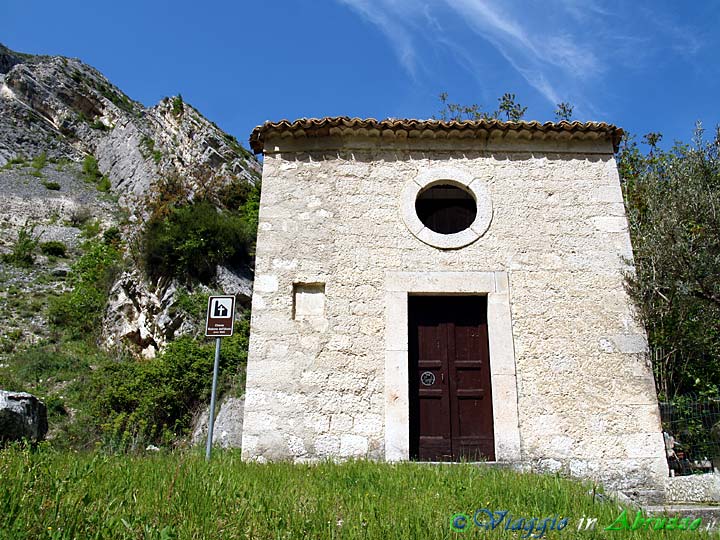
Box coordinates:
[660,394,720,476]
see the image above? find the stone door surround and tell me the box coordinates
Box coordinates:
[384,271,521,462]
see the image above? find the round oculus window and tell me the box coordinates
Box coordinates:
[415,184,477,235]
[400,168,493,250]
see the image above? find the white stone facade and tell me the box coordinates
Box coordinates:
[241,123,668,493]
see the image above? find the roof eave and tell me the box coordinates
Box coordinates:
[249,117,623,154]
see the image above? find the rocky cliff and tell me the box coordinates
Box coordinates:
[0,43,260,204]
[0,43,260,357]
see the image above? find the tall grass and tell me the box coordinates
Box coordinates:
[0,447,708,539]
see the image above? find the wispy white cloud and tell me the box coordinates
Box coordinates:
[335,0,602,106]
[334,0,706,112]
[446,0,602,103]
[639,6,703,58]
[335,0,419,77]
[432,35,499,106]
[554,0,611,22]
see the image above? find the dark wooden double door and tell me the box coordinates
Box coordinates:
[409,296,495,461]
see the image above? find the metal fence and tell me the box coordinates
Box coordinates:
[659,394,720,476]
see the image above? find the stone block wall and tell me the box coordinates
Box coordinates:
[241,135,667,492]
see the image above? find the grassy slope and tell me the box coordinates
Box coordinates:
[0,448,708,540]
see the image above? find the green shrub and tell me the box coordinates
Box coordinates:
[1,155,26,169]
[143,200,253,283]
[621,127,720,396]
[2,224,40,267]
[0,366,23,393]
[171,94,184,117]
[40,241,67,257]
[140,135,155,153]
[89,327,248,448]
[140,136,162,164]
[31,152,47,171]
[81,154,102,183]
[42,181,60,190]
[81,219,101,238]
[145,173,190,221]
[0,329,22,354]
[47,240,121,339]
[218,178,253,210]
[171,290,211,321]
[89,119,110,131]
[238,180,261,247]
[102,226,121,246]
[53,157,72,171]
[96,84,135,115]
[96,176,111,192]
[44,394,68,417]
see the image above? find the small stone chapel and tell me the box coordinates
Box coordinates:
[241,117,668,494]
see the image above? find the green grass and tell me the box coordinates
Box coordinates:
[1,155,27,169]
[0,448,704,540]
[32,152,47,171]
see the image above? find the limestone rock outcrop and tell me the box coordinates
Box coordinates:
[191,396,244,449]
[0,44,260,210]
[101,270,188,358]
[0,390,48,442]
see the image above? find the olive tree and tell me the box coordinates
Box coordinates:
[619,124,720,398]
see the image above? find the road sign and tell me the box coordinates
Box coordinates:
[205,295,235,460]
[205,295,235,337]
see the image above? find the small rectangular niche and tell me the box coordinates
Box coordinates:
[293,282,326,320]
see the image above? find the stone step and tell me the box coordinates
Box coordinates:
[644,504,720,522]
[412,461,521,470]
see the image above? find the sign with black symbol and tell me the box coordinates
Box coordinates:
[205,295,235,337]
[420,371,436,386]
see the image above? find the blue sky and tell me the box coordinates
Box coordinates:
[3,1,718,152]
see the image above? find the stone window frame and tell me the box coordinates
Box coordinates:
[383,271,522,463]
[401,167,493,250]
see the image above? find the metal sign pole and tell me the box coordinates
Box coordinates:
[206,337,221,461]
[204,295,235,461]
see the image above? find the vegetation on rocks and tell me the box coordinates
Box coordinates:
[39,241,67,257]
[42,180,61,190]
[140,135,163,164]
[47,238,122,340]
[171,94,184,117]
[2,224,41,267]
[31,151,47,170]
[91,324,249,449]
[142,174,260,284]
[143,201,253,284]
[1,230,249,449]
[80,154,111,191]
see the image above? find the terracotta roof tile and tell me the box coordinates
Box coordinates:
[249,116,624,154]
